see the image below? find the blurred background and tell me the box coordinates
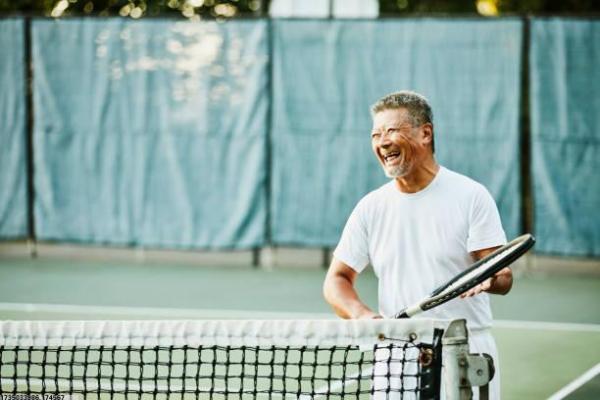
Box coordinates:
[0,0,599,398]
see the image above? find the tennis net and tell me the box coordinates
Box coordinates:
[0,319,490,399]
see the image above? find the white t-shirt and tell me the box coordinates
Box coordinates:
[334,166,506,330]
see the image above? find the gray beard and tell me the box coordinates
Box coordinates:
[384,164,410,178]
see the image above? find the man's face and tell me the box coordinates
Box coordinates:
[371,108,429,178]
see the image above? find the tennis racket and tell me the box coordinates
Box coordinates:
[394,233,535,319]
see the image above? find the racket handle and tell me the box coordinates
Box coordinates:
[394,304,422,319]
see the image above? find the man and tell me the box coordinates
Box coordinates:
[323,90,511,399]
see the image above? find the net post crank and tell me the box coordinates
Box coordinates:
[442,319,495,400]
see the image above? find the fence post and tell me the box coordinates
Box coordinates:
[24,16,37,258]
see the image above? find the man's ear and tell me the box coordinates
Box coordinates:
[421,123,434,145]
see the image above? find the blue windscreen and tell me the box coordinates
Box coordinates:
[271,19,523,246]
[32,19,269,248]
[530,19,600,256]
[0,19,27,239]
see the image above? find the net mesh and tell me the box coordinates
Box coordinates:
[0,320,444,399]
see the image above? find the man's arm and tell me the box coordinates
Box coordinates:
[461,246,513,298]
[323,257,381,319]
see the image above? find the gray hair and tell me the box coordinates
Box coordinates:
[370,90,435,152]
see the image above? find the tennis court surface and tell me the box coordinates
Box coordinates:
[0,257,598,399]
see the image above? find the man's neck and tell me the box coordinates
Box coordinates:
[394,158,440,194]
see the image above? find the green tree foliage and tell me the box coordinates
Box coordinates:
[380,0,477,14]
[495,0,598,13]
[0,0,270,18]
[379,0,600,14]
[0,0,598,17]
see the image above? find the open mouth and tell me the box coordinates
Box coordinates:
[383,151,401,164]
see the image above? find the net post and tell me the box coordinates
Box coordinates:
[442,319,495,400]
[418,328,444,399]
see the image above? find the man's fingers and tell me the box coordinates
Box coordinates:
[357,311,383,319]
[461,287,477,298]
[461,281,489,298]
[480,278,493,290]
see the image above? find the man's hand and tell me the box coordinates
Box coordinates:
[462,245,514,298]
[460,271,497,298]
[356,310,383,319]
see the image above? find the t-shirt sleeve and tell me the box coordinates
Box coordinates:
[333,200,370,273]
[467,185,507,252]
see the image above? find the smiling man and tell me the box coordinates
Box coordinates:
[323,90,511,399]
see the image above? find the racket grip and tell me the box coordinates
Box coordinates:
[394,304,422,319]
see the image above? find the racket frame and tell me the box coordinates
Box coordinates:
[395,233,535,319]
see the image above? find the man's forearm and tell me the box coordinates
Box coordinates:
[323,275,378,319]
[485,268,513,295]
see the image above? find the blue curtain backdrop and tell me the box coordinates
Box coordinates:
[530,19,600,256]
[271,19,523,246]
[32,19,269,248]
[0,19,27,239]
[8,17,598,256]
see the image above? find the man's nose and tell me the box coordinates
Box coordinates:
[379,133,392,147]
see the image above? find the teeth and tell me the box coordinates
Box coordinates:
[384,152,400,161]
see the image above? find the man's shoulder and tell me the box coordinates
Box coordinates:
[360,180,395,202]
[352,180,395,213]
[439,166,488,194]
